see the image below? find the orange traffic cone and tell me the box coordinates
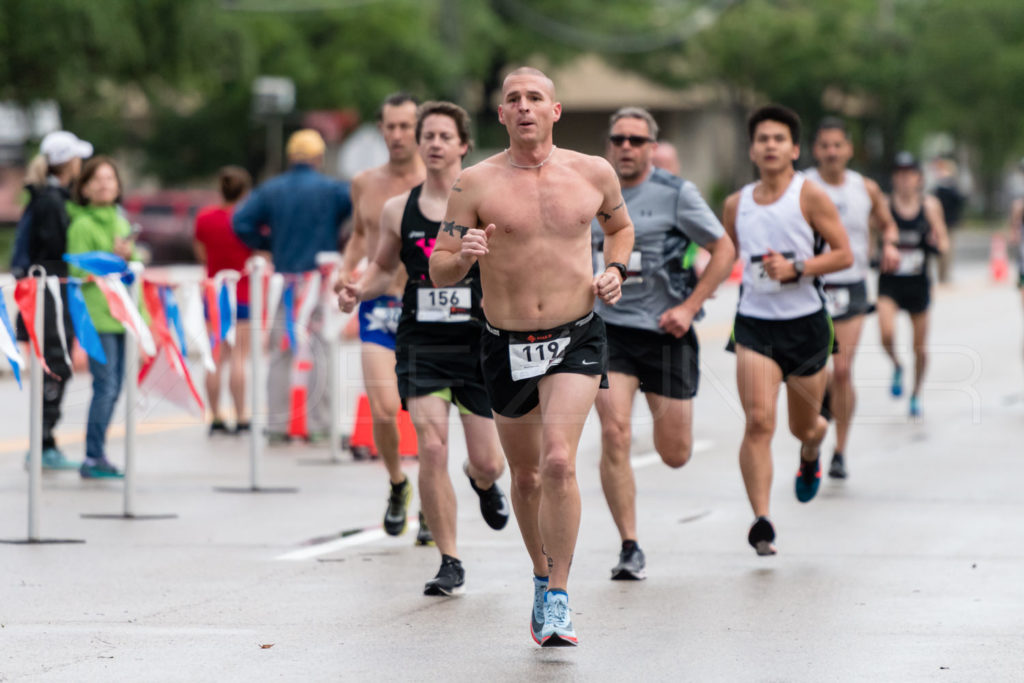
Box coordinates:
[348,393,419,458]
[991,234,1009,283]
[349,393,376,455]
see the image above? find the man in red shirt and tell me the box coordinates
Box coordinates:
[194,166,253,434]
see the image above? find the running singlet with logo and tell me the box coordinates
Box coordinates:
[803,167,871,285]
[887,203,931,279]
[591,168,724,332]
[397,184,483,343]
[735,172,825,320]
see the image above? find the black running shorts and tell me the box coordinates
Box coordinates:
[878,274,930,314]
[395,323,492,418]
[480,311,608,418]
[606,322,699,399]
[823,280,872,322]
[727,308,835,378]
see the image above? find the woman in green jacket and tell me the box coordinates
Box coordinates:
[66,156,135,479]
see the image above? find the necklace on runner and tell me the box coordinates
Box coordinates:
[506,145,557,169]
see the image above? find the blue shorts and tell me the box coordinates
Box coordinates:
[358,296,401,350]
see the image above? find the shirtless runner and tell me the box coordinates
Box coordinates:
[429,67,635,647]
[339,93,428,540]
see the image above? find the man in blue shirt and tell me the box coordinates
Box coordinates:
[233,129,352,440]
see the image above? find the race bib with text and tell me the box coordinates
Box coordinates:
[416,287,471,323]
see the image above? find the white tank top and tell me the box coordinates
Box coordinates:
[736,172,824,320]
[804,167,872,283]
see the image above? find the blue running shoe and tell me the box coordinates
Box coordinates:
[891,365,903,398]
[794,456,821,503]
[539,591,577,647]
[79,457,124,479]
[909,395,921,418]
[530,575,548,645]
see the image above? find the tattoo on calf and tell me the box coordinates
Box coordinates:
[441,220,469,238]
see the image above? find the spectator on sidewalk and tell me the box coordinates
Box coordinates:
[12,131,93,470]
[194,166,253,436]
[232,130,352,442]
[66,156,137,479]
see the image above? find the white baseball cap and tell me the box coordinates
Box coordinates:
[40,131,94,166]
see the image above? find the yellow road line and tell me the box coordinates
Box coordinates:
[0,419,201,455]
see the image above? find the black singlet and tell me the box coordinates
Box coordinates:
[397,184,483,339]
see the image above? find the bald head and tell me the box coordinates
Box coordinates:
[502,67,556,99]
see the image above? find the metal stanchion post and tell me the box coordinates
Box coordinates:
[27,266,44,538]
[215,256,297,493]
[82,261,176,521]
[2,266,84,544]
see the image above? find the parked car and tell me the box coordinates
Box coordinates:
[122,190,219,264]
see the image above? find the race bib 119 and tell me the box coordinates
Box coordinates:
[508,334,570,381]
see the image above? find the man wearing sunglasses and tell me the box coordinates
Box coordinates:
[592,107,735,580]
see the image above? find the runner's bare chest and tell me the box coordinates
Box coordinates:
[478,166,603,242]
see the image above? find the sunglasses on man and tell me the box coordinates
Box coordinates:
[609,135,654,147]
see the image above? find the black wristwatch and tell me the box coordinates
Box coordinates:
[606,262,628,283]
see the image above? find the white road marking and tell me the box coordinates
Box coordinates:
[276,527,395,561]
[279,439,715,561]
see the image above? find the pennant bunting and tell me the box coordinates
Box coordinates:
[138,344,204,417]
[12,278,52,376]
[161,286,187,355]
[294,271,321,337]
[93,275,157,357]
[180,282,215,373]
[63,251,128,276]
[264,273,284,333]
[66,281,106,364]
[282,281,296,351]
[44,276,72,368]
[0,292,23,387]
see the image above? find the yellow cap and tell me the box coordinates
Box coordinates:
[286,129,326,161]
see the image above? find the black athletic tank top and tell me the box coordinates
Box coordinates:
[398,184,483,332]
[887,200,931,279]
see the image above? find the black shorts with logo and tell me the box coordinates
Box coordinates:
[823,280,872,322]
[480,311,608,418]
[606,322,698,399]
[878,274,930,314]
[395,322,492,418]
[727,308,835,379]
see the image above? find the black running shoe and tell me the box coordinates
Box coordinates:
[464,462,510,530]
[424,555,465,596]
[209,419,230,436]
[828,452,847,479]
[383,479,411,536]
[610,544,647,580]
[748,516,776,556]
[415,511,435,547]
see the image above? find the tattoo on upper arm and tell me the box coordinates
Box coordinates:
[441,220,469,238]
[597,200,625,223]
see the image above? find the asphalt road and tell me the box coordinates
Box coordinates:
[2,254,1023,682]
